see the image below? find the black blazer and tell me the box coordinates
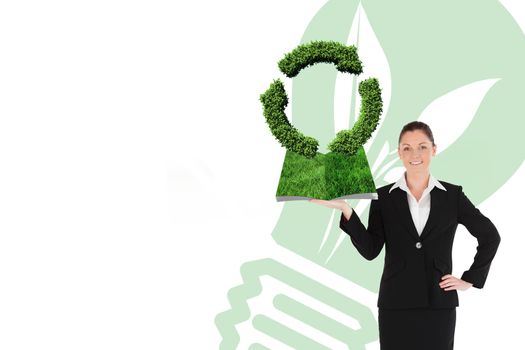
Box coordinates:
[340,180,501,309]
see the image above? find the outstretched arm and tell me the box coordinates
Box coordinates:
[339,199,385,261]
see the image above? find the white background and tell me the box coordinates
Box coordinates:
[0,1,523,349]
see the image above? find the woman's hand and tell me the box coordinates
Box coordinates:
[307,199,348,211]
[439,274,473,291]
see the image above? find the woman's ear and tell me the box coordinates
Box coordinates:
[432,144,437,156]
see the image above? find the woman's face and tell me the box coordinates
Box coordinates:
[398,129,436,174]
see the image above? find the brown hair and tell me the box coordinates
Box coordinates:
[398,121,435,146]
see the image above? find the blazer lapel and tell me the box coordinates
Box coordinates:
[389,188,420,241]
[389,186,446,242]
[419,187,446,241]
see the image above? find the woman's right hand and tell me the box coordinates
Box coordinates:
[308,199,353,221]
[307,199,348,211]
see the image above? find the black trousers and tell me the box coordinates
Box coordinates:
[378,307,456,350]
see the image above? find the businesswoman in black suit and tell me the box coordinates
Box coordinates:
[309,121,501,350]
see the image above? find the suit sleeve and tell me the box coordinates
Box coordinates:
[457,186,501,289]
[339,198,385,261]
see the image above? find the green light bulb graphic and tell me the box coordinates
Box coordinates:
[216,1,525,349]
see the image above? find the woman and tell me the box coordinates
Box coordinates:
[309,121,501,350]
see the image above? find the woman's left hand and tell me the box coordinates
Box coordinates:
[439,274,473,291]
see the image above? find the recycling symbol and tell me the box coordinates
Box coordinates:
[260,40,383,158]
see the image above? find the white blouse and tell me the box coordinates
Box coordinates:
[389,171,447,236]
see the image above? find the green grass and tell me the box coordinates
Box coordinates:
[276,147,376,200]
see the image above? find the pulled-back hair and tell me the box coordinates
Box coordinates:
[398,121,435,146]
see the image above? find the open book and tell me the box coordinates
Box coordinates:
[276,147,378,201]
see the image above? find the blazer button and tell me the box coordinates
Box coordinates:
[415,242,422,249]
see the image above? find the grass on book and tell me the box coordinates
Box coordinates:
[276,146,376,200]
